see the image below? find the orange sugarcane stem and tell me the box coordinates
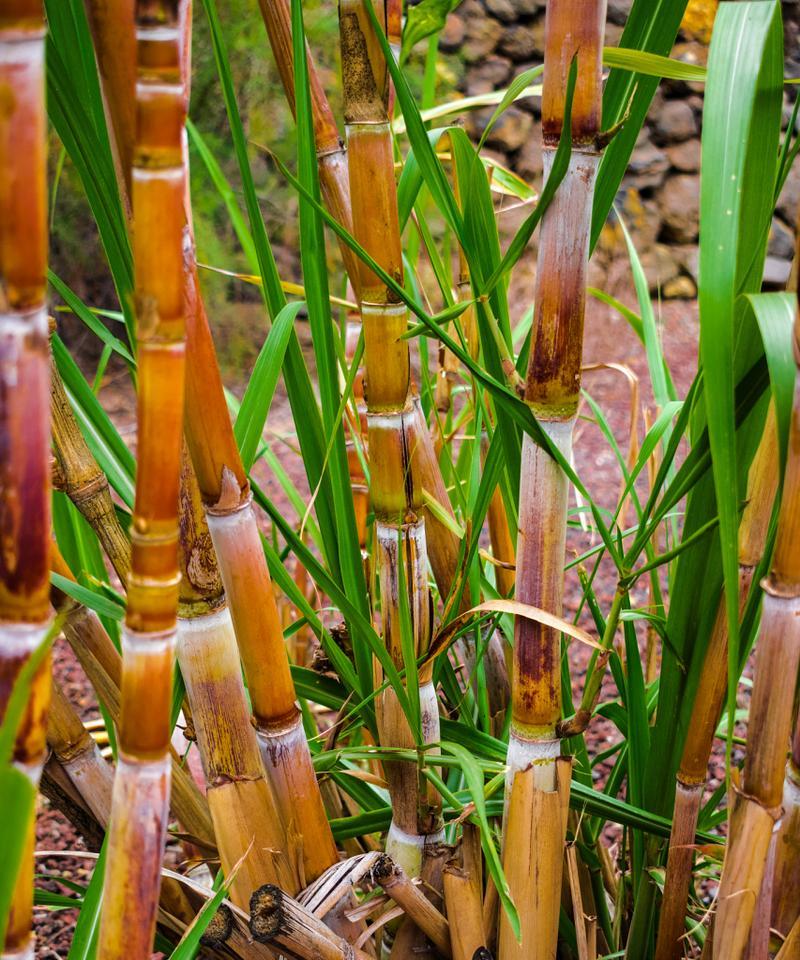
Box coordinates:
[97,5,186,958]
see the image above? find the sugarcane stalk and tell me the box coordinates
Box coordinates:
[85,0,339,886]
[655,409,779,960]
[255,0,360,293]
[47,680,114,826]
[771,709,800,943]
[410,398,510,722]
[443,852,486,960]
[372,855,451,958]
[0,4,50,958]
[176,453,301,904]
[340,0,443,883]
[713,331,800,956]
[96,5,187,954]
[51,363,131,585]
[503,3,604,957]
[260,1,479,656]
[84,0,136,211]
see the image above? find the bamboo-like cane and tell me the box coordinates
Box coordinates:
[176,454,301,904]
[443,854,486,960]
[85,0,338,885]
[503,4,604,957]
[372,855,452,957]
[339,0,443,881]
[499,758,572,960]
[260,4,485,669]
[0,4,51,958]
[51,363,131,584]
[84,0,136,211]
[771,710,800,942]
[713,329,800,956]
[96,5,187,955]
[654,409,779,960]
[47,681,114,827]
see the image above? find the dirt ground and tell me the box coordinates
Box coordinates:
[36,232,708,953]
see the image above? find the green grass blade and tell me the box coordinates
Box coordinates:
[234,301,301,471]
[698,0,783,762]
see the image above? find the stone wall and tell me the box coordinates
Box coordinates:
[439,0,800,298]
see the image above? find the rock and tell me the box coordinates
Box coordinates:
[506,0,544,13]
[484,0,517,23]
[515,132,542,181]
[657,174,700,243]
[651,99,697,145]
[680,0,717,44]
[462,16,503,62]
[439,13,465,52]
[465,55,512,96]
[628,134,669,191]
[663,274,697,299]
[763,256,792,289]
[777,161,800,225]
[768,217,795,261]
[607,0,633,25]
[615,187,662,254]
[674,244,699,281]
[666,138,701,173]
[484,107,533,152]
[640,243,681,294]
[662,41,708,96]
[499,23,543,61]
[605,23,624,48]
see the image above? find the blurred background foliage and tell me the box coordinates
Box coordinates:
[50,0,460,375]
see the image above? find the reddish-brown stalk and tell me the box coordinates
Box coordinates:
[0,3,51,957]
[84,0,338,885]
[96,4,187,955]
[502,3,604,957]
[339,0,443,888]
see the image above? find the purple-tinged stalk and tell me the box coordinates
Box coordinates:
[96,4,187,955]
[339,0,443,884]
[713,317,800,957]
[501,3,605,958]
[655,408,779,960]
[0,3,51,957]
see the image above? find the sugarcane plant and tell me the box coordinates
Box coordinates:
[95,3,187,956]
[0,2,51,958]
[4,0,800,957]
